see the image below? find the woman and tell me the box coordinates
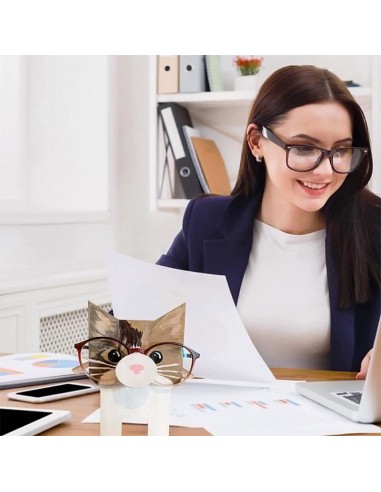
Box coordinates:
[157,65,381,375]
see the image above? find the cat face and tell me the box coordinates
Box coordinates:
[79,302,191,388]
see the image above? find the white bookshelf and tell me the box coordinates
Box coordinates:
[157,87,372,107]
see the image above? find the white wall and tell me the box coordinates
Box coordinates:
[0,56,115,279]
[0,222,113,276]
[112,56,183,262]
[27,56,109,212]
[0,55,180,284]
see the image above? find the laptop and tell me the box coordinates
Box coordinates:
[0,406,71,436]
[296,321,381,423]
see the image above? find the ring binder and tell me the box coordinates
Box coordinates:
[182,125,210,193]
[157,56,179,94]
[179,55,206,93]
[158,102,204,198]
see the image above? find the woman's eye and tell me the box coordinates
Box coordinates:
[107,349,122,363]
[335,148,351,157]
[294,146,315,155]
[149,351,163,364]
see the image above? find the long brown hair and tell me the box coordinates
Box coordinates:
[232,65,381,309]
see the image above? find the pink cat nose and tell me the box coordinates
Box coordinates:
[129,363,144,375]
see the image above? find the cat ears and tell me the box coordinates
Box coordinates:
[154,303,186,323]
[88,301,119,338]
[88,301,117,322]
[87,301,186,346]
[87,300,186,325]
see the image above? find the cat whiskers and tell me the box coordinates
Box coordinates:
[88,358,116,369]
[89,366,114,373]
[88,368,117,382]
[157,368,181,374]
[87,359,116,378]
[156,367,183,381]
[155,363,180,368]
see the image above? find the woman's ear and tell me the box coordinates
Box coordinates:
[247,124,262,157]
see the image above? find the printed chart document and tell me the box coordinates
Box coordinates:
[0,353,85,389]
[105,251,275,384]
[170,380,381,435]
[83,380,381,436]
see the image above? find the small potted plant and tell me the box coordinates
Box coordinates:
[233,55,263,92]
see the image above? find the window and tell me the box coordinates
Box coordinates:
[0,56,110,223]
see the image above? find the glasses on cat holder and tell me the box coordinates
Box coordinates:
[74,337,200,387]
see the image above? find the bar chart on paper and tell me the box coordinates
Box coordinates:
[191,398,301,413]
[81,381,381,436]
[170,382,381,436]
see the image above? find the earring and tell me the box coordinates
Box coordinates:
[255,155,263,163]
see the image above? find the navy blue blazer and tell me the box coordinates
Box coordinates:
[157,193,381,372]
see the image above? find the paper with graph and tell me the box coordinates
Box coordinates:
[170,380,381,435]
[0,352,85,389]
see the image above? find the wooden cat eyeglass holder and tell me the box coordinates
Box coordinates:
[74,301,200,436]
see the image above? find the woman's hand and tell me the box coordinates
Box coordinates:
[356,349,373,380]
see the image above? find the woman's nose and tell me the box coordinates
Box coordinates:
[312,155,333,176]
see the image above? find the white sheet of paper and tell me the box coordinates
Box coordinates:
[187,378,270,389]
[170,380,381,436]
[105,251,275,383]
[83,380,381,436]
[0,352,84,389]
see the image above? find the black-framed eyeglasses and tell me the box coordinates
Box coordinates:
[260,126,368,174]
[74,337,200,387]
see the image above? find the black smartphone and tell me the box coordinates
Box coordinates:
[7,382,99,403]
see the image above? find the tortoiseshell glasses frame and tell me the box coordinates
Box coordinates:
[74,336,200,386]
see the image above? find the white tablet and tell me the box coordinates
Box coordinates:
[0,406,71,436]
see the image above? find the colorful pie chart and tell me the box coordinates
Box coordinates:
[32,359,78,369]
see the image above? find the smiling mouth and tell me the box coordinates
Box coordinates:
[297,180,330,195]
[298,180,329,190]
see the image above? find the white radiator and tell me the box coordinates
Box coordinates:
[39,303,112,355]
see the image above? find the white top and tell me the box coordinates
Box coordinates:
[237,220,330,369]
